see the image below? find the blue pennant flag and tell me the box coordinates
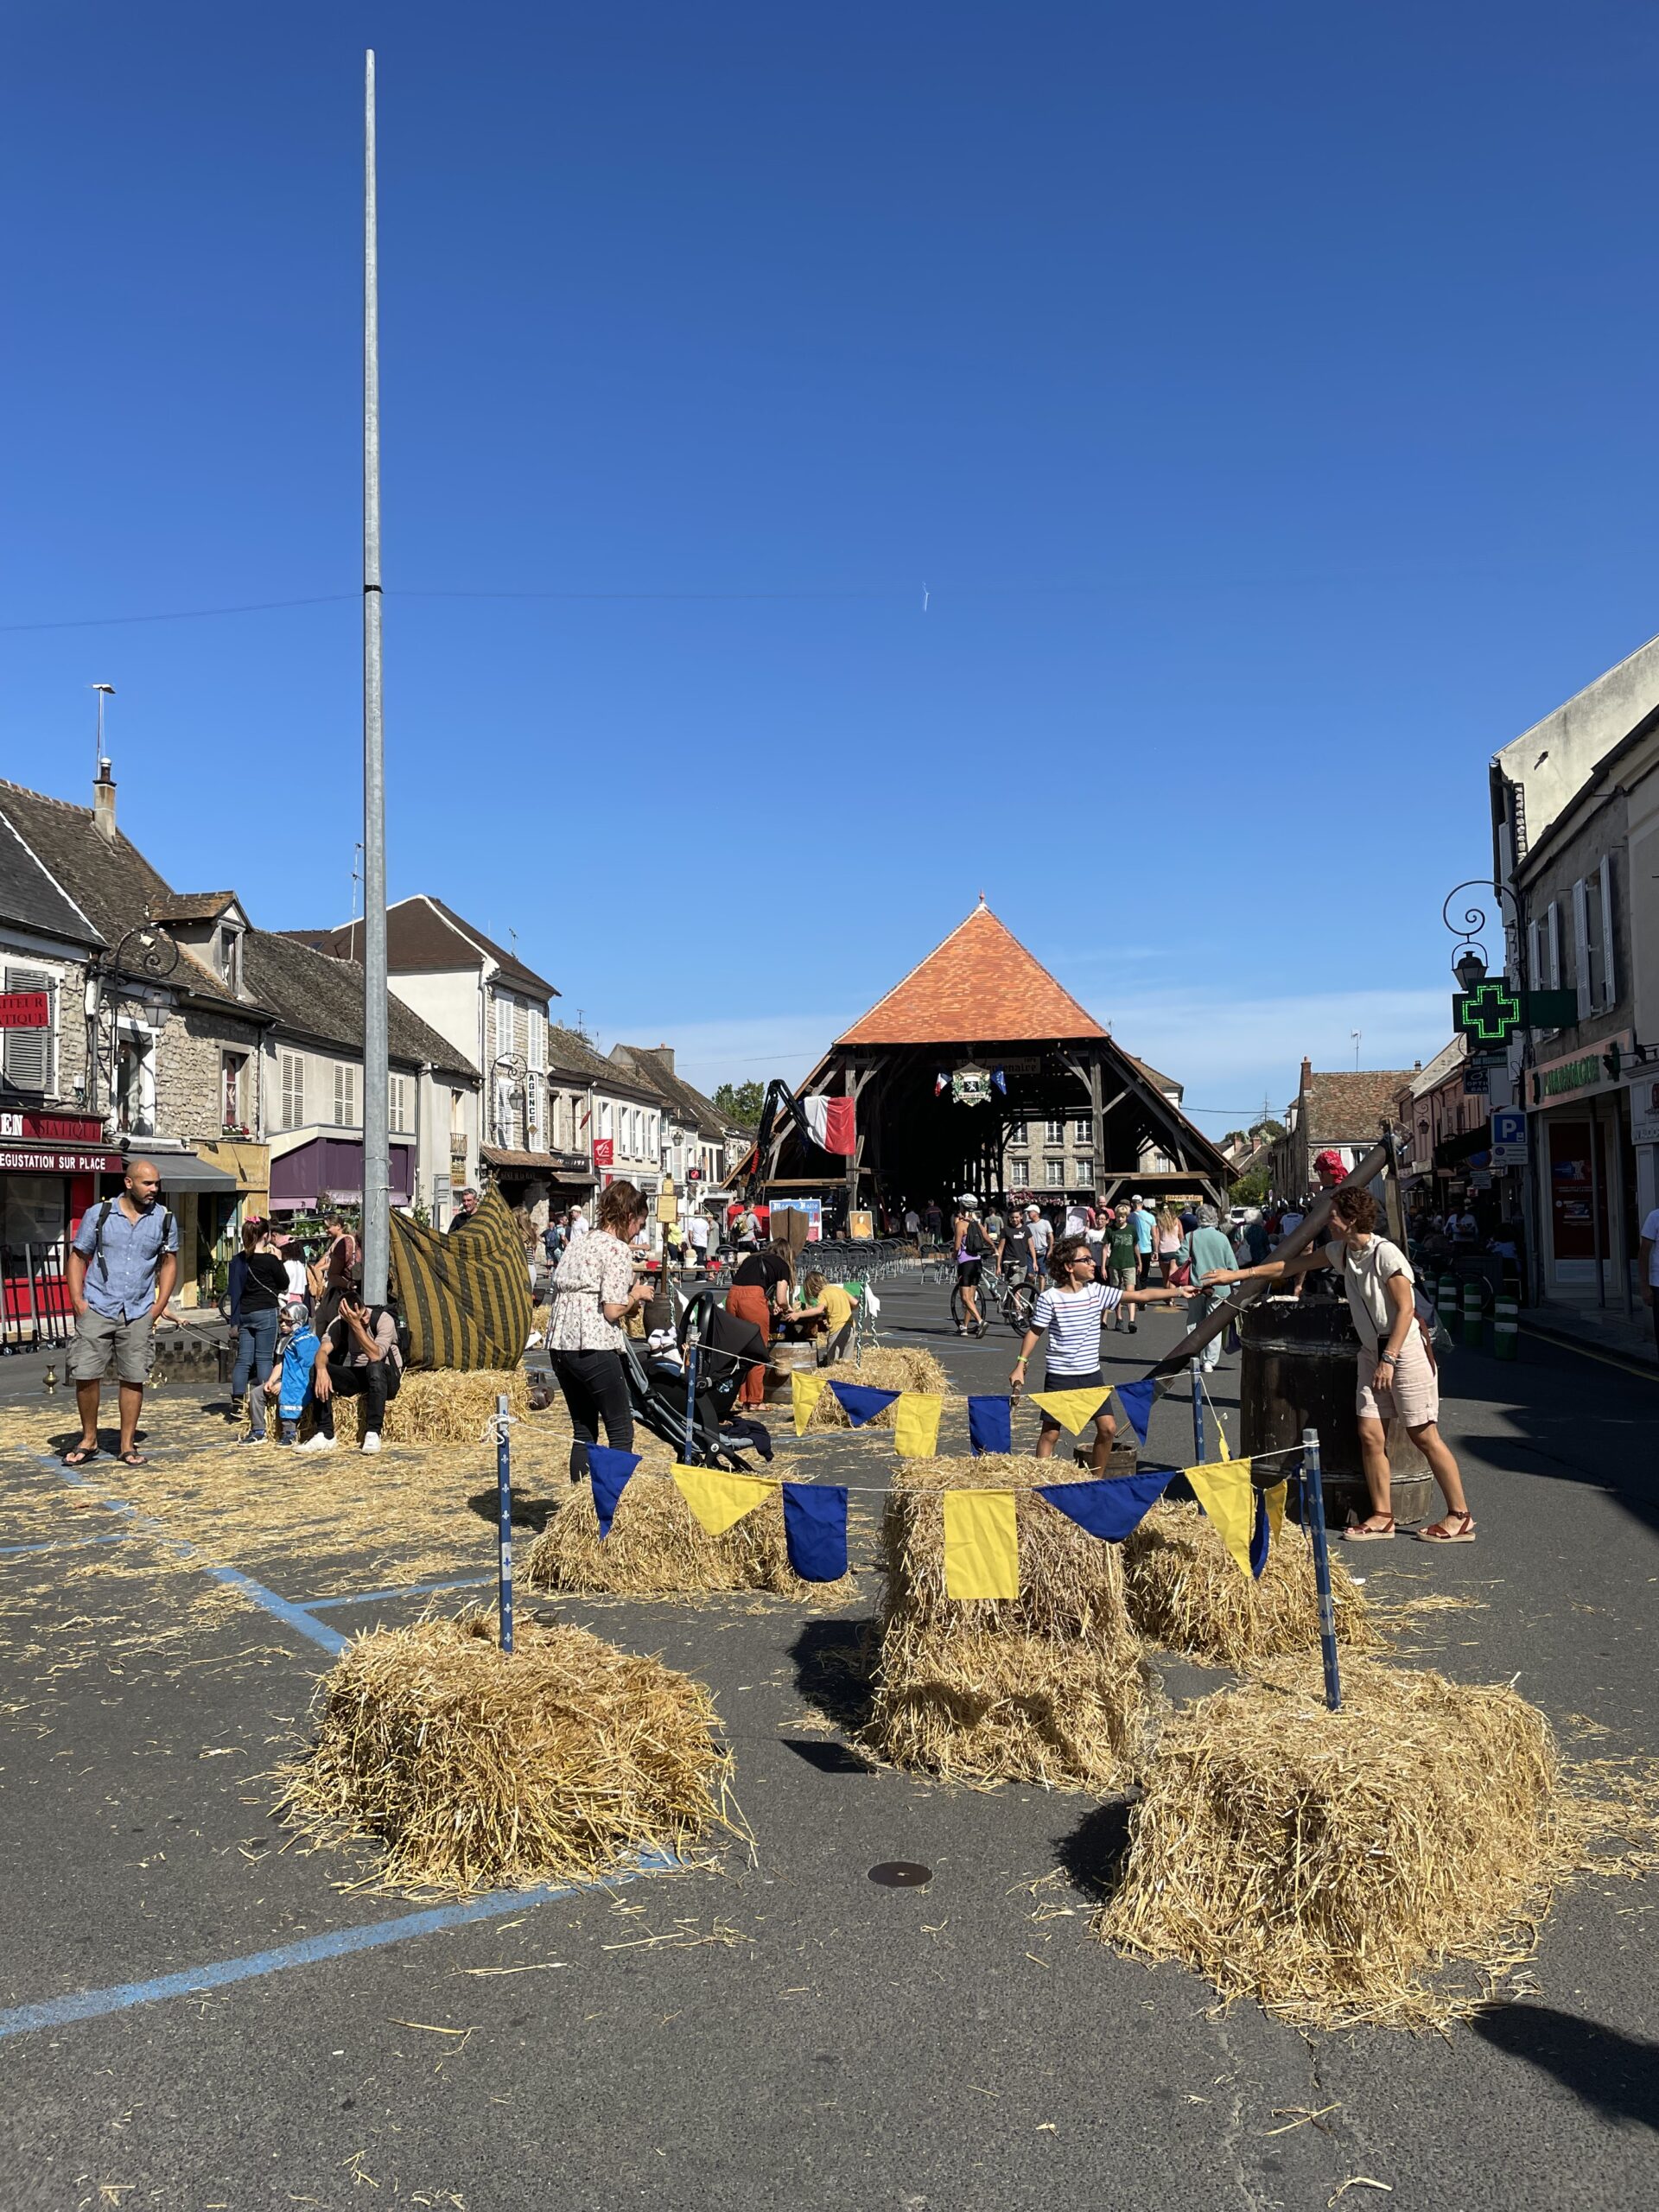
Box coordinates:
[783,1484,849,1581]
[588,1446,641,1540]
[968,1395,1014,1456]
[1036,1465,1177,1543]
[1112,1373,1157,1449]
[1249,1486,1269,1580]
[830,1382,899,1428]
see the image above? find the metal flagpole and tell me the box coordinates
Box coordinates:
[361,48,390,1306]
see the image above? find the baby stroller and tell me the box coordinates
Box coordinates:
[618,1287,771,1471]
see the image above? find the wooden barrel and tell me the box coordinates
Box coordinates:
[765,1339,819,1402]
[1240,1295,1434,1527]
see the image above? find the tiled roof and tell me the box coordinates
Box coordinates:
[0,781,245,1007]
[302,896,558,1001]
[0,805,100,948]
[837,904,1106,1046]
[241,930,478,1082]
[610,1044,744,1139]
[1299,1068,1415,1141]
[544,1025,658,1102]
[1125,1052,1181,1099]
[149,891,239,923]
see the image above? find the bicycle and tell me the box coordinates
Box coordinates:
[950,1263,1034,1337]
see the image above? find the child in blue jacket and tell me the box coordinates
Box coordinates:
[264,1299,320,1446]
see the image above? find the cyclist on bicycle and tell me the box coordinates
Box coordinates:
[953,1199,995,1338]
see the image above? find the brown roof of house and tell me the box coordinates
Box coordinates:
[241,929,478,1082]
[609,1044,745,1140]
[837,903,1106,1046]
[1125,1052,1181,1098]
[148,891,240,923]
[299,896,558,1001]
[1299,1068,1415,1141]
[0,781,247,1008]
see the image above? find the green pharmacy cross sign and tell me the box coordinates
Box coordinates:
[1453,980,1522,1046]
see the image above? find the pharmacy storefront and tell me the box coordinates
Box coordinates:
[1527,1033,1637,1294]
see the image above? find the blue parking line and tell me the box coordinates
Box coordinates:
[304,1576,494,1611]
[0,1532,132,1559]
[0,1853,680,2039]
[55,1464,346,1656]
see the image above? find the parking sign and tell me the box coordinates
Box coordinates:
[1489,1109,1528,1167]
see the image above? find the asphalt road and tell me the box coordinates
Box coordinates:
[2,1276,1654,2212]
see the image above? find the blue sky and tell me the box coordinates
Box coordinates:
[5,3,1657,1130]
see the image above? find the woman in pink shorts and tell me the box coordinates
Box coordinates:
[1197,1185,1474,1544]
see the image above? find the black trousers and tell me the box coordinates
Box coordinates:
[552,1349,635,1482]
[315,1357,401,1440]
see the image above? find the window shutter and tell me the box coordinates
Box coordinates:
[1571,880,1592,1018]
[3,967,53,1092]
[1599,855,1617,1006]
[1546,902,1560,991]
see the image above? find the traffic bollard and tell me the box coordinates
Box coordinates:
[1493,1293,1518,1360]
[1438,1271,1459,1328]
[1461,1279,1484,1350]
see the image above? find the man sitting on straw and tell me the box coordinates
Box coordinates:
[1012,1233,1188,1471]
[296,1281,404,1455]
[1198,1185,1476,1543]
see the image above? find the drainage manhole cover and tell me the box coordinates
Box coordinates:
[868,1861,931,1888]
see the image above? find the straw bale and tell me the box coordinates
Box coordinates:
[323,1368,529,1447]
[865,1456,1149,1789]
[1096,1657,1563,2028]
[1122,1499,1380,1669]
[806,1346,951,1429]
[278,1611,732,1892]
[524,1469,855,1604]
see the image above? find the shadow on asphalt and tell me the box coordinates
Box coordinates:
[1471,2002,1659,2126]
[1053,1799,1134,1902]
[465,1484,558,1534]
[789,1617,876,1733]
[781,1737,878,1776]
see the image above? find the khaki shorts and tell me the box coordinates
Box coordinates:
[68,1307,155,1388]
[1357,1333,1438,1428]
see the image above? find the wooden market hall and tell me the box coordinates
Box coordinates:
[760,900,1231,1218]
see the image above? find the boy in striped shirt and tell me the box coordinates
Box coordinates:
[1012,1234,1187,1471]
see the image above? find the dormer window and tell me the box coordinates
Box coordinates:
[218,925,243,994]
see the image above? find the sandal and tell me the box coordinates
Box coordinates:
[1343,1516,1395,1541]
[61,1446,99,1467]
[1417,1511,1476,1543]
[116,1448,148,1468]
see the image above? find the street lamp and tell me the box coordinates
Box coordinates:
[84,925,180,1120]
[1453,946,1487,995]
[490,1052,528,1149]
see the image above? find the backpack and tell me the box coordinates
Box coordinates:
[964,1218,991,1257]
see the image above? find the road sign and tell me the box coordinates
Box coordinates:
[1488,1107,1529,1169]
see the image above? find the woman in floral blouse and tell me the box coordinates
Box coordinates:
[548,1179,653,1482]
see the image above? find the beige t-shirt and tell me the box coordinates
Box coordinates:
[1323,1235,1414,1351]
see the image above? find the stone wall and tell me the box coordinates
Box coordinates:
[156,1007,264,1143]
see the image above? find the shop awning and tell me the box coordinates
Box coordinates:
[481,1146,595,1183]
[146,1153,242,1193]
[1433,1125,1491,1170]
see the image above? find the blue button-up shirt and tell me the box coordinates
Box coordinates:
[73,1198,179,1321]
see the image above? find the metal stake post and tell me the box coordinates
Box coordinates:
[494,1392,514,1654]
[1190,1355,1206,1464]
[1301,1426,1341,1711]
[683,1325,701,1465]
[360,48,390,1308]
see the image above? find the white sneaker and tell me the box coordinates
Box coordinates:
[360,1432,382,1454]
[296,1433,336,1452]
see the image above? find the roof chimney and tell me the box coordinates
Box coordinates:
[93,760,117,844]
[1300,1056,1313,1084]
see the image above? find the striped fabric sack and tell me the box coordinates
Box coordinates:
[388,1185,534,1371]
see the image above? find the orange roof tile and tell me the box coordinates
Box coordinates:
[837,903,1106,1046]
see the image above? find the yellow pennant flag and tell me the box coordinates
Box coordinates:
[1215,1422,1232,1462]
[790,1370,829,1436]
[1185,1457,1256,1578]
[941,1490,1020,1599]
[1028,1385,1111,1435]
[1264,1478,1287,1546]
[671,1463,780,1537]
[893,1392,944,1459]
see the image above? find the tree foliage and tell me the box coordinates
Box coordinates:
[715,1079,766,1128]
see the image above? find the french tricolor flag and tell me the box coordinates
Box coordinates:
[803,1095,856,1154]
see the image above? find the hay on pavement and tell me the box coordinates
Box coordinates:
[277,1611,732,1892]
[1096,1657,1563,2029]
[323,1368,530,1447]
[807,1346,950,1429]
[524,1467,854,1604]
[1122,1498,1380,1668]
[866,1456,1149,1789]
